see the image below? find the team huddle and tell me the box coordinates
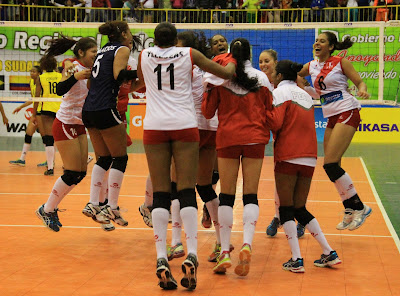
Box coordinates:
[17,20,373,290]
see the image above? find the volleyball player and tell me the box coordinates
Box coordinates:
[134,22,234,290]
[202,38,272,277]
[0,102,7,126]
[35,35,98,231]
[267,60,341,272]
[298,32,372,231]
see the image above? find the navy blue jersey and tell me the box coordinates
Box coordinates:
[83,42,124,111]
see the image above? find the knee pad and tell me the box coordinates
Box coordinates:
[212,170,219,185]
[219,193,235,208]
[196,184,217,203]
[111,155,128,173]
[77,171,87,184]
[42,135,54,146]
[279,206,295,224]
[25,134,32,144]
[96,155,113,171]
[153,192,171,210]
[323,163,345,182]
[294,206,314,226]
[61,170,81,186]
[178,188,197,209]
[243,194,258,206]
[171,182,178,200]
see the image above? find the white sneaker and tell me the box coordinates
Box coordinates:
[347,204,372,231]
[82,202,110,224]
[336,209,354,230]
[138,203,153,228]
[101,205,128,226]
[101,222,115,231]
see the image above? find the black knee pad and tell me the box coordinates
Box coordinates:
[96,155,113,171]
[41,136,46,145]
[171,182,178,200]
[323,163,345,182]
[111,155,128,173]
[25,134,32,144]
[178,188,197,209]
[212,170,219,185]
[294,206,315,226]
[61,170,81,186]
[196,184,217,203]
[42,135,54,146]
[279,206,295,224]
[153,192,171,210]
[219,193,235,208]
[243,194,258,206]
[77,171,87,184]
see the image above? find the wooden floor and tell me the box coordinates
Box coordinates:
[0,151,399,296]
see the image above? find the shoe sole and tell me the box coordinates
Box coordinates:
[266,229,278,237]
[234,248,251,276]
[213,260,232,274]
[348,208,372,231]
[314,257,342,267]
[181,261,197,290]
[138,206,153,228]
[82,210,110,224]
[35,209,59,232]
[10,162,25,167]
[101,223,115,231]
[283,266,305,273]
[156,266,177,290]
[168,250,185,261]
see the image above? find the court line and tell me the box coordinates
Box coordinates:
[0,224,392,238]
[360,156,400,253]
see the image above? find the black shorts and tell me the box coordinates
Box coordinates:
[82,107,123,130]
[40,111,57,118]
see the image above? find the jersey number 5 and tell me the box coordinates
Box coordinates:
[154,63,175,90]
[92,54,104,78]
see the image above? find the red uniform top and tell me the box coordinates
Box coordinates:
[266,80,317,162]
[202,60,272,150]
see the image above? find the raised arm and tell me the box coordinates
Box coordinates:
[192,49,234,80]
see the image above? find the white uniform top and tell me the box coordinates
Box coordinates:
[309,56,361,118]
[192,66,218,131]
[56,60,89,125]
[141,46,197,130]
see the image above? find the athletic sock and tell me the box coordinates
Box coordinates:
[274,190,280,220]
[107,168,124,209]
[152,208,169,260]
[282,220,302,260]
[306,218,333,255]
[20,143,31,161]
[243,203,259,246]
[144,175,153,207]
[218,205,233,253]
[45,146,55,170]
[180,207,198,256]
[44,177,71,213]
[89,164,107,205]
[171,199,182,246]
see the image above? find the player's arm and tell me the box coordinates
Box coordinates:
[341,58,369,99]
[201,87,220,119]
[297,62,310,78]
[130,52,145,92]
[114,46,131,81]
[0,102,8,125]
[192,49,234,80]
[13,101,32,114]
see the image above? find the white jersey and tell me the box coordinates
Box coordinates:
[56,60,89,125]
[309,56,361,118]
[192,66,218,131]
[141,46,197,130]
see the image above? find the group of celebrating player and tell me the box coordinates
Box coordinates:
[12,20,372,290]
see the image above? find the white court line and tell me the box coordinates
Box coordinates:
[0,224,393,238]
[360,157,400,253]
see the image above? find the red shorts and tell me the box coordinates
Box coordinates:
[217,144,265,159]
[326,109,361,129]
[143,128,200,145]
[275,161,315,178]
[52,118,86,142]
[199,130,216,148]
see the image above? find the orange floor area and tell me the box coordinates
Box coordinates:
[0,151,399,296]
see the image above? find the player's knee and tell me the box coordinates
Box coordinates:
[219,193,235,208]
[294,206,314,226]
[279,206,295,224]
[196,184,217,203]
[153,192,171,210]
[178,188,197,209]
[77,171,87,184]
[212,170,219,185]
[25,134,32,144]
[111,155,128,173]
[42,135,54,146]
[323,162,345,182]
[61,170,82,186]
[96,155,113,171]
[243,194,258,206]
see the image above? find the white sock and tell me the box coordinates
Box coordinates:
[171,199,182,246]
[334,173,357,202]
[180,207,198,256]
[282,220,302,260]
[243,203,259,246]
[145,175,153,207]
[45,146,55,170]
[152,208,169,260]
[44,177,71,213]
[274,190,280,219]
[89,164,107,205]
[218,205,233,253]
[108,168,124,209]
[99,172,109,204]
[306,218,333,255]
[206,198,220,244]
[20,143,30,161]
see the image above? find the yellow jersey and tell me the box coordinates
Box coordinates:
[39,71,62,113]
[30,79,42,112]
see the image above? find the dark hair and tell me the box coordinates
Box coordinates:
[131,35,142,52]
[323,31,353,54]
[260,49,278,61]
[45,33,97,58]
[230,38,259,92]
[154,22,177,47]
[31,65,42,74]
[99,21,129,43]
[275,60,303,82]
[177,30,210,58]
[39,55,58,72]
